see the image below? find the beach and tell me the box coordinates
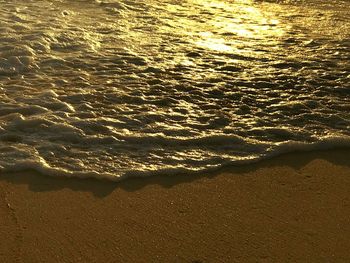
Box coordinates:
[1,148,349,262]
[1,0,349,261]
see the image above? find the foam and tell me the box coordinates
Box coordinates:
[1,135,350,181]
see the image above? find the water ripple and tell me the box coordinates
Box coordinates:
[0,0,349,179]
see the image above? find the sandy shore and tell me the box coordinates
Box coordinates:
[0,149,350,262]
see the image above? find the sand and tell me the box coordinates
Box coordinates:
[0,148,350,262]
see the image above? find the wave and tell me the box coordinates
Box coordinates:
[1,135,349,181]
[0,0,349,181]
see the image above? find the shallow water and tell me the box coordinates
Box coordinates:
[0,0,349,180]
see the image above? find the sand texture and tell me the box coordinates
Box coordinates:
[0,149,350,262]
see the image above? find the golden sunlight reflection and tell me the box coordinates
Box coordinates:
[153,0,287,67]
[191,0,284,50]
[196,32,233,52]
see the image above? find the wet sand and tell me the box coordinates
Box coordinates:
[1,149,350,262]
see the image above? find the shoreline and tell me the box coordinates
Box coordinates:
[1,148,350,262]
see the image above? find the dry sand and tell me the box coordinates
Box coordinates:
[0,149,350,262]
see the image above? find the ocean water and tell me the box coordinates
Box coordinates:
[0,0,349,180]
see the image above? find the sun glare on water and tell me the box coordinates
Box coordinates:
[166,0,285,53]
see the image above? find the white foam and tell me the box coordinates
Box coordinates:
[1,134,349,181]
